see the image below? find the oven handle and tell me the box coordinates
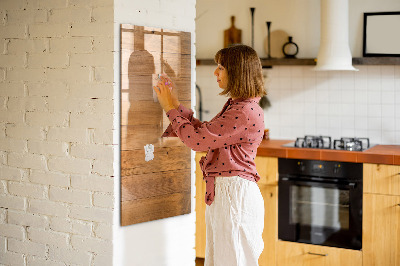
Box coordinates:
[280,177,357,189]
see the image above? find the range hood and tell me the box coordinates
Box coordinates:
[314,0,358,71]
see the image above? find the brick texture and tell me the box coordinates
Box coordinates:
[0,1,115,264]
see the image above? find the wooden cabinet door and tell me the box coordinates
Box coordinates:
[195,152,207,258]
[256,156,278,186]
[364,164,400,196]
[277,241,362,266]
[259,185,278,266]
[363,193,400,266]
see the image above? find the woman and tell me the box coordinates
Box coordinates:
[154,44,266,266]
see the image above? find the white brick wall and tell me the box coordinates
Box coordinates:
[0,0,114,265]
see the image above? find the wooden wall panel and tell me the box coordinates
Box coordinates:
[120,24,192,226]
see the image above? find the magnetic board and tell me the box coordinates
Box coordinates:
[120,24,192,226]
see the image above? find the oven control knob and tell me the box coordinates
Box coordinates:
[334,164,341,174]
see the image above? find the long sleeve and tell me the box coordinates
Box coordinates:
[162,103,202,137]
[165,105,249,152]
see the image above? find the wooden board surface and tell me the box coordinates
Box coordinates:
[120,24,192,226]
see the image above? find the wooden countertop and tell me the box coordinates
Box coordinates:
[257,139,400,165]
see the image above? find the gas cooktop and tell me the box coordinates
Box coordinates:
[282,135,375,151]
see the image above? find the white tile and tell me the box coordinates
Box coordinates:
[328,76,341,90]
[381,131,396,145]
[316,89,329,103]
[382,78,395,91]
[316,103,329,115]
[394,66,400,78]
[382,117,396,131]
[341,103,355,116]
[354,90,368,104]
[279,114,292,127]
[315,77,329,90]
[279,78,291,89]
[367,91,381,105]
[328,88,341,103]
[291,77,304,90]
[341,117,355,129]
[395,78,400,91]
[355,116,368,130]
[381,65,395,78]
[341,128,355,137]
[341,89,355,104]
[316,115,330,128]
[303,88,316,103]
[381,90,395,104]
[367,129,382,144]
[329,116,341,129]
[355,104,368,116]
[395,131,400,144]
[367,104,382,118]
[291,67,303,78]
[382,104,395,118]
[329,103,341,116]
[367,117,382,131]
[279,67,292,78]
[304,102,316,115]
[367,76,381,91]
[355,128,368,138]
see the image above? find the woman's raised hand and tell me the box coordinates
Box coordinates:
[160,74,180,109]
[153,75,175,113]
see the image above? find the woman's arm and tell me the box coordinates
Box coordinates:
[165,107,249,151]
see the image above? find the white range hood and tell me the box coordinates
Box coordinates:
[314,0,358,71]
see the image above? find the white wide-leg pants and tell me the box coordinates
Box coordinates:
[205,176,265,266]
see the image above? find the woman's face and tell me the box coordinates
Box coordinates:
[214,64,228,89]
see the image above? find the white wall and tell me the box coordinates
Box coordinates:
[196,0,400,145]
[0,0,115,265]
[113,1,197,266]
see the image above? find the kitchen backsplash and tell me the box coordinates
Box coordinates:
[196,65,400,145]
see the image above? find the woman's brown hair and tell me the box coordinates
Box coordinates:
[214,44,266,99]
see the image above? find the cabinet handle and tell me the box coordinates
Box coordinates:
[307,252,328,256]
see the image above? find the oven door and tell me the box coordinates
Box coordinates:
[278,176,362,250]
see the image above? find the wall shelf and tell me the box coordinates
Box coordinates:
[196,57,400,67]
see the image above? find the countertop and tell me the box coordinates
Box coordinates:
[257,139,400,165]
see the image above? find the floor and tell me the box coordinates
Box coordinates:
[195,257,205,266]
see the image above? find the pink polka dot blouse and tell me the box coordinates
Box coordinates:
[162,97,265,205]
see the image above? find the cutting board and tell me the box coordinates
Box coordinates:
[224,16,242,48]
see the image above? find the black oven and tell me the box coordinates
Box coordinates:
[278,158,363,250]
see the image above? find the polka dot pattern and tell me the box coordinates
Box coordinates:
[162,98,265,205]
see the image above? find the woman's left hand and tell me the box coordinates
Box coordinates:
[153,79,175,113]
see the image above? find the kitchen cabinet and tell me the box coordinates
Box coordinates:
[195,155,279,266]
[195,152,207,258]
[363,164,400,266]
[276,241,362,266]
[363,163,400,196]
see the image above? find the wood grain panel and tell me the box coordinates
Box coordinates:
[121,146,191,175]
[121,75,191,101]
[255,156,278,186]
[364,163,400,196]
[259,185,278,266]
[195,152,207,258]
[121,99,191,127]
[276,241,362,266]
[120,24,191,226]
[363,193,400,266]
[121,125,185,150]
[121,168,191,202]
[121,192,191,226]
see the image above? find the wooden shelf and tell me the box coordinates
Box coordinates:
[196,57,400,67]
